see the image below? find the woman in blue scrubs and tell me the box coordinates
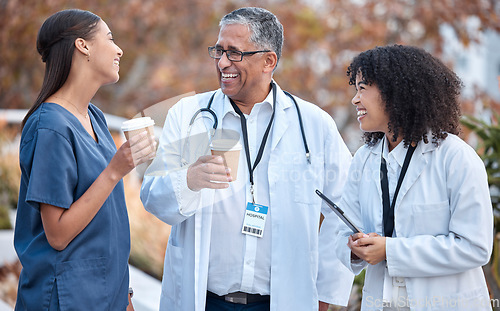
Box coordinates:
[14,9,156,310]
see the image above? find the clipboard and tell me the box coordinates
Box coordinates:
[316,189,362,234]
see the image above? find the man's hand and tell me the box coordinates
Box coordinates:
[187,155,231,191]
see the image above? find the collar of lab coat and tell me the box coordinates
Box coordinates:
[210,81,294,152]
[381,136,408,168]
[213,80,290,117]
[370,132,439,157]
[368,132,439,208]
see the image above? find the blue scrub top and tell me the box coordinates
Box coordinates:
[14,103,130,311]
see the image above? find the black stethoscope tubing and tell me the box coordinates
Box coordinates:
[189,107,218,130]
[283,90,310,163]
[189,83,310,164]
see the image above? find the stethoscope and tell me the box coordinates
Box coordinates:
[183,82,310,165]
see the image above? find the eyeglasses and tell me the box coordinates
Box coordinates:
[208,46,271,62]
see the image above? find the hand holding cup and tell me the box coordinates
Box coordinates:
[210,139,241,181]
[121,117,157,167]
[187,155,231,191]
[108,131,156,180]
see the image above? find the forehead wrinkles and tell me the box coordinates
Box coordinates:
[217,24,253,49]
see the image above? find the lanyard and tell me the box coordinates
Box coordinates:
[380,140,416,237]
[229,83,277,203]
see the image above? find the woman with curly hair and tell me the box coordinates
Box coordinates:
[334,45,493,310]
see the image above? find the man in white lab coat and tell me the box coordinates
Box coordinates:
[140,7,354,311]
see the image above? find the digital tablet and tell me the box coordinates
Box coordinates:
[316,189,362,234]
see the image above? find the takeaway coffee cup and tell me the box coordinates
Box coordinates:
[121,117,155,142]
[210,139,242,181]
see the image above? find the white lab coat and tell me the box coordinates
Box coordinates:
[334,135,493,311]
[140,83,354,310]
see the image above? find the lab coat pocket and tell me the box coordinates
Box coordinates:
[163,241,183,307]
[431,287,490,310]
[56,257,108,311]
[410,201,450,236]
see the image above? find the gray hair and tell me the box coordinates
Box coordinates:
[220,7,284,66]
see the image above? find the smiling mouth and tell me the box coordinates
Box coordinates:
[113,60,120,66]
[357,110,367,117]
[221,73,238,80]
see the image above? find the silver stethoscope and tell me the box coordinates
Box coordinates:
[183,82,310,165]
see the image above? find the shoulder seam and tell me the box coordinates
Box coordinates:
[33,127,73,147]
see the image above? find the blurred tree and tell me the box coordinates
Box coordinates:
[1,0,499,120]
[461,112,500,219]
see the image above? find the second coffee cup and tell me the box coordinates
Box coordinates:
[210,139,242,181]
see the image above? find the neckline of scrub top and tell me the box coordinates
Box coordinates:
[44,102,101,145]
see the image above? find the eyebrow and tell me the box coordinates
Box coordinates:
[356,80,367,89]
[107,32,113,36]
[215,44,241,51]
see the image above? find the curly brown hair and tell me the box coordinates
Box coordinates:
[347,44,463,147]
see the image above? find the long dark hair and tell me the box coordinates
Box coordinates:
[347,44,463,147]
[22,9,101,128]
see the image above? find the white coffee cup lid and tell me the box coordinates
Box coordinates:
[121,117,155,131]
[210,139,242,151]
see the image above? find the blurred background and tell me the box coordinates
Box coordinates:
[1,0,500,309]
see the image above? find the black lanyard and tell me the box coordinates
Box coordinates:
[229,83,277,203]
[380,141,416,237]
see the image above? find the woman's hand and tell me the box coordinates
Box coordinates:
[319,301,329,311]
[349,232,368,260]
[348,232,387,265]
[127,291,135,311]
[108,131,157,181]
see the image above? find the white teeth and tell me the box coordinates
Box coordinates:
[114,61,119,66]
[222,73,238,78]
[357,110,367,116]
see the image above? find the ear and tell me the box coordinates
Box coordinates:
[74,38,89,56]
[263,52,278,73]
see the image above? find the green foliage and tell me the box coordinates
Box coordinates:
[353,269,365,294]
[129,251,163,280]
[461,113,500,217]
[492,235,500,294]
[0,205,11,230]
[0,158,19,216]
[0,125,20,230]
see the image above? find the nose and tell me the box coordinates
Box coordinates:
[117,45,123,57]
[351,91,360,106]
[217,51,231,70]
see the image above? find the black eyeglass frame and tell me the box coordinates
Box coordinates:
[208,46,271,62]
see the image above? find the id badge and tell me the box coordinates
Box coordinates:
[241,202,268,238]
